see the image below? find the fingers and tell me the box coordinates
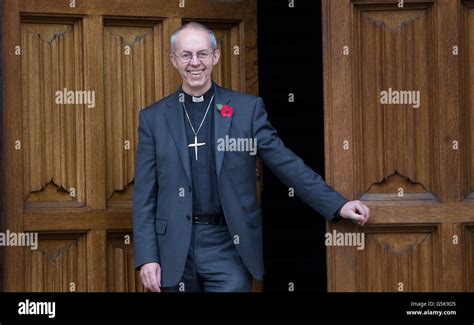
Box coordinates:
[148,272,161,292]
[353,201,370,225]
[140,271,149,290]
[140,265,161,292]
[349,210,365,223]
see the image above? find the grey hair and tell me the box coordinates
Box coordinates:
[171,22,217,53]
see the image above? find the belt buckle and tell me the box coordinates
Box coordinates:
[194,215,212,225]
[193,215,224,225]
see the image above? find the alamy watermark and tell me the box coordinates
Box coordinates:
[55,88,96,108]
[325,230,365,250]
[18,299,55,318]
[0,230,38,250]
[217,135,257,155]
[380,88,420,108]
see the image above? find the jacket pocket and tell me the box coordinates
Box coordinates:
[155,219,168,235]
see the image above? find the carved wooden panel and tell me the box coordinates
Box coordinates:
[25,233,87,292]
[356,227,439,292]
[21,20,85,205]
[353,7,435,199]
[324,0,472,292]
[104,22,164,201]
[107,232,144,292]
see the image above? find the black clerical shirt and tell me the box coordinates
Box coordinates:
[181,84,223,216]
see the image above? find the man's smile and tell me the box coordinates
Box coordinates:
[188,68,205,77]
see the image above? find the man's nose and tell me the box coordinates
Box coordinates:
[189,54,201,66]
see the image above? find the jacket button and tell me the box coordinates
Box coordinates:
[188,186,192,192]
[186,215,191,220]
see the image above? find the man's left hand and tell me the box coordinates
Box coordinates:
[339,200,370,226]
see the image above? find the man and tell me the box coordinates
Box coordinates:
[133,22,370,292]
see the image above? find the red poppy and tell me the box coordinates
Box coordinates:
[220,105,233,117]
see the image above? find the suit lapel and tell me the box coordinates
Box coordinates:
[213,85,233,178]
[164,91,192,183]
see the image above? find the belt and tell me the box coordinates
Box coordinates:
[192,214,227,225]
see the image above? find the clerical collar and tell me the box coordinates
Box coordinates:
[182,84,214,103]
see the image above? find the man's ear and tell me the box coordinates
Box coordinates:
[170,54,178,69]
[212,49,221,66]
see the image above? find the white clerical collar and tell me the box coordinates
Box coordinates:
[192,95,204,103]
[182,84,215,103]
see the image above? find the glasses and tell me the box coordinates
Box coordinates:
[173,50,214,63]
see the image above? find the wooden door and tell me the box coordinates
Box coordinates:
[323,0,474,292]
[3,0,258,292]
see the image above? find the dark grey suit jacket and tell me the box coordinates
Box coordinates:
[133,84,347,287]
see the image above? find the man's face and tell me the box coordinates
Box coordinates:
[171,28,220,93]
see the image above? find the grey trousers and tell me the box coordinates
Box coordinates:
[163,223,252,292]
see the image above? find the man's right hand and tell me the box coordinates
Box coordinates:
[139,262,162,292]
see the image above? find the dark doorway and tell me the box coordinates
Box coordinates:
[257,0,327,292]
